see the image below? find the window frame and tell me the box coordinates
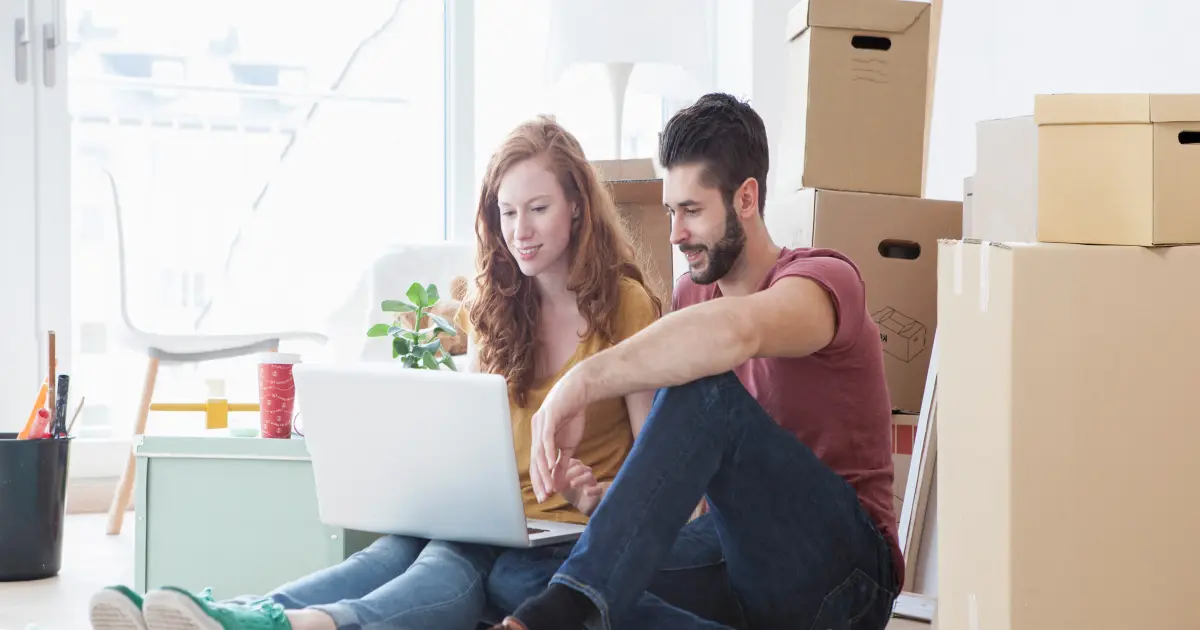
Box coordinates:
[27,0,476,480]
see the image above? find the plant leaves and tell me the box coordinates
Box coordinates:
[440,353,457,372]
[403,355,420,369]
[421,350,439,370]
[406,282,430,308]
[427,313,457,336]
[381,300,417,313]
[367,323,391,337]
[393,337,412,356]
[392,337,403,359]
[416,339,442,355]
[425,283,440,305]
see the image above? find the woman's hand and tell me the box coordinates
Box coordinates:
[529,368,589,503]
[557,458,609,516]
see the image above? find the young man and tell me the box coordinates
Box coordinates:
[492,93,901,630]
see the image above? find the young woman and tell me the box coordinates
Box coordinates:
[87,116,662,630]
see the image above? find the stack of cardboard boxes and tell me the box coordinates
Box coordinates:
[592,159,674,307]
[940,93,1200,629]
[767,0,961,523]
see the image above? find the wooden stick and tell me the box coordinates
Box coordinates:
[107,356,159,535]
[47,331,56,420]
[67,395,86,435]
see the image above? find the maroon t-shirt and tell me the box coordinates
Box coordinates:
[672,246,903,587]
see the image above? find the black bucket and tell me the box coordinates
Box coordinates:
[0,432,72,581]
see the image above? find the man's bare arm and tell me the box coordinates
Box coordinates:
[575,276,838,404]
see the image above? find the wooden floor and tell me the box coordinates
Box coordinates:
[0,514,134,630]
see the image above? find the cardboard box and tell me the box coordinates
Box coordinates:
[592,159,673,305]
[766,190,961,412]
[937,239,1200,630]
[972,115,1038,242]
[1035,93,1200,246]
[891,411,918,525]
[778,0,932,197]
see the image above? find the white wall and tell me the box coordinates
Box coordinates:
[930,0,1200,201]
[750,0,799,200]
[708,0,795,201]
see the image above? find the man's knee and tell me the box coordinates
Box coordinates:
[654,372,740,411]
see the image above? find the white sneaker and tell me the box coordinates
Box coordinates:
[88,586,148,630]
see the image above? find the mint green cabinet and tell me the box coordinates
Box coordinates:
[133,435,379,599]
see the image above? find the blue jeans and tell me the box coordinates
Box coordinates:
[487,513,747,630]
[265,535,498,630]
[548,372,899,630]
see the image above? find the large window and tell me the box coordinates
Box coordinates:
[7,0,719,479]
[65,0,448,445]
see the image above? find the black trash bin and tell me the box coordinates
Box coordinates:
[0,432,71,581]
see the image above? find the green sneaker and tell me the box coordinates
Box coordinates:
[89,585,147,630]
[142,587,291,630]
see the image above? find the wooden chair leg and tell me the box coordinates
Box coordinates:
[106,356,160,535]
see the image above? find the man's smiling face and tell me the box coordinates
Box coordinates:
[664,162,747,285]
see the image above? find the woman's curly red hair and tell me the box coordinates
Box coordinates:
[468,116,663,407]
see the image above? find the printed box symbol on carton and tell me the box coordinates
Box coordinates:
[872,307,927,363]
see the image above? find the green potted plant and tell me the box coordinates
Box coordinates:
[367,282,458,371]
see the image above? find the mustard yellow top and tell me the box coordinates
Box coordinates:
[454,277,659,524]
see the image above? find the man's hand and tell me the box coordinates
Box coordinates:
[530,368,589,503]
[557,458,610,516]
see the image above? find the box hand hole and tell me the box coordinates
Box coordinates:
[851,35,892,51]
[878,239,921,260]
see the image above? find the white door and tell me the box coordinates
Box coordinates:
[0,0,41,434]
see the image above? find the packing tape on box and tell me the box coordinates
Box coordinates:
[979,241,991,312]
[953,240,964,295]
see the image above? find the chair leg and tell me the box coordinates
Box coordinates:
[106,356,160,536]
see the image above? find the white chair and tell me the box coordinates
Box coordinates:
[356,242,476,363]
[97,168,328,535]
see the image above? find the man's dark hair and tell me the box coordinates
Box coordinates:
[658,93,770,216]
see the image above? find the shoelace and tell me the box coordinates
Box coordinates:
[196,587,287,623]
[249,600,288,623]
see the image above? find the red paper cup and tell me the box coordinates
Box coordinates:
[256,352,301,439]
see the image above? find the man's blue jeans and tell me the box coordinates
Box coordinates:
[547,371,899,629]
[487,513,747,629]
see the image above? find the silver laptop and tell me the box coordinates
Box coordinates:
[293,362,585,548]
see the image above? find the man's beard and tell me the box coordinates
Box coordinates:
[680,204,746,285]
